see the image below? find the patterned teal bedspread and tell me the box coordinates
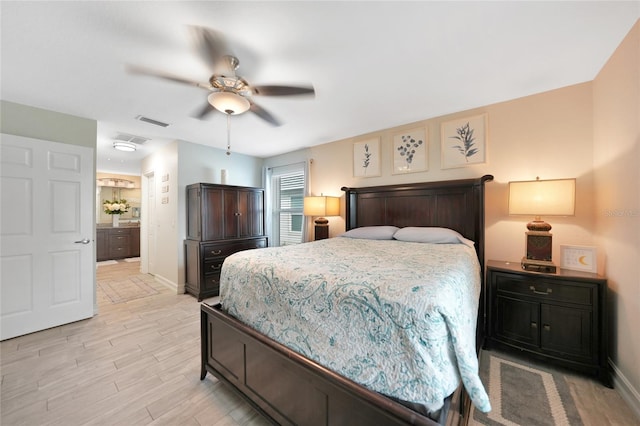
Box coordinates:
[220,238,491,413]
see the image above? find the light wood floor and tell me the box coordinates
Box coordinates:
[2,260,638,425]
[1,260,271,426]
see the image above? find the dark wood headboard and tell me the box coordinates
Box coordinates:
[341,175,493,268]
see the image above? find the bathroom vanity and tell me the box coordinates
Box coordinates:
[96,225,140,261]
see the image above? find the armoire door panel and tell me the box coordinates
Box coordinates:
[203,188,224,241]
[223,190,239,239]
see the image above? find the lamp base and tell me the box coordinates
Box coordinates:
[526,231,553,262]
[521,257,557,273]
[522,229,555,272]
[526,218,552,232]
[314,217,329,241]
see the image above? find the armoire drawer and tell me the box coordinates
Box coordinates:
[202,238,267,259]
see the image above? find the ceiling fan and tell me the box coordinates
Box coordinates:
[126,26,315,127]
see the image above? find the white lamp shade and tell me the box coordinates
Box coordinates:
[303,196,340,217]
[509,178,576,216]
[208,91,250,115]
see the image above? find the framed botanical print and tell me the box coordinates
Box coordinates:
[441,113,488,169]
[392,127,428,174]
[353,137,381,177]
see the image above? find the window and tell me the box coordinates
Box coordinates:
[267,163,308,246]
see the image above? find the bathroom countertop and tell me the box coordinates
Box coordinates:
[97,223,140,229]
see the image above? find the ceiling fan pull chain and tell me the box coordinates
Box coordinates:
[226,111,232,156]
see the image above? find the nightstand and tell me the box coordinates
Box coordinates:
[485,260,611,387]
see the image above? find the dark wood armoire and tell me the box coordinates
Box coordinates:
[185,183,267,300]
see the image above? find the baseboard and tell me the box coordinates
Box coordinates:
[153,274,178,293]
[610,358,640,421]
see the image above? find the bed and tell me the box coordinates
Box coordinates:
[200,175,493,425]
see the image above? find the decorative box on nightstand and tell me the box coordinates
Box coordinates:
[485,260,611,387]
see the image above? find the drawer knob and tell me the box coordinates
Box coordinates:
[543,324,551,332]
[531,322,538,329]
[529,285,552,295]
[210,250,222,255]
[210,264,221,270]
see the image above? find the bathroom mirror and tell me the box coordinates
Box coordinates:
[96,180,141,225]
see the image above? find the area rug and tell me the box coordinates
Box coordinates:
[472,351,583,426]
[97,278,159,304]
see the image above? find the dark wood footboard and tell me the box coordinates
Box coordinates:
[201,303,468,426]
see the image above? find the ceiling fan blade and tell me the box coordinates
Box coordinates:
[252,85,315,97]
[189,26,229,72]
[126,64,209,89]
[250,102,282,126]
[192,102,216,120]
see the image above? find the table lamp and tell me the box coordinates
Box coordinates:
[508,177,575,272]
[303,195,340,240]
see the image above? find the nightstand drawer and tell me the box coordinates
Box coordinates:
[495,272,593,305]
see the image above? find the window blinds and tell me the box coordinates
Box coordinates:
[267,162,307,246]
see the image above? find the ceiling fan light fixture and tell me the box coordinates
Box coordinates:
[208,91,250,115]
[113,141,137,152]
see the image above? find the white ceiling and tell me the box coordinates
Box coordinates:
[2,2,638,175]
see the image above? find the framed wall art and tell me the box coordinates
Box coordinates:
[392,127,428,174]
[560,245,598,273]
[353,137,381,177]
[441,113,488,169]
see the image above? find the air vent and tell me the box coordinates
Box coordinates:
[135,115,170,127]
[114,133,150,145]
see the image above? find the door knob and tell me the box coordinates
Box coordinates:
[74,238,91,244]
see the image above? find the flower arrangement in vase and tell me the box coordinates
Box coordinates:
[103,199,130,227]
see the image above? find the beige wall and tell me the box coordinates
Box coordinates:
[593,20,640,416]
[307,82,597,267]
[268,22,639,416]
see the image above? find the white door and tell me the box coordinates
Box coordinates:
[1,134,95,340]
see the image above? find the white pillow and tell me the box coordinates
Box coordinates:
[393,227,475,247]
[339,226,400,240]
